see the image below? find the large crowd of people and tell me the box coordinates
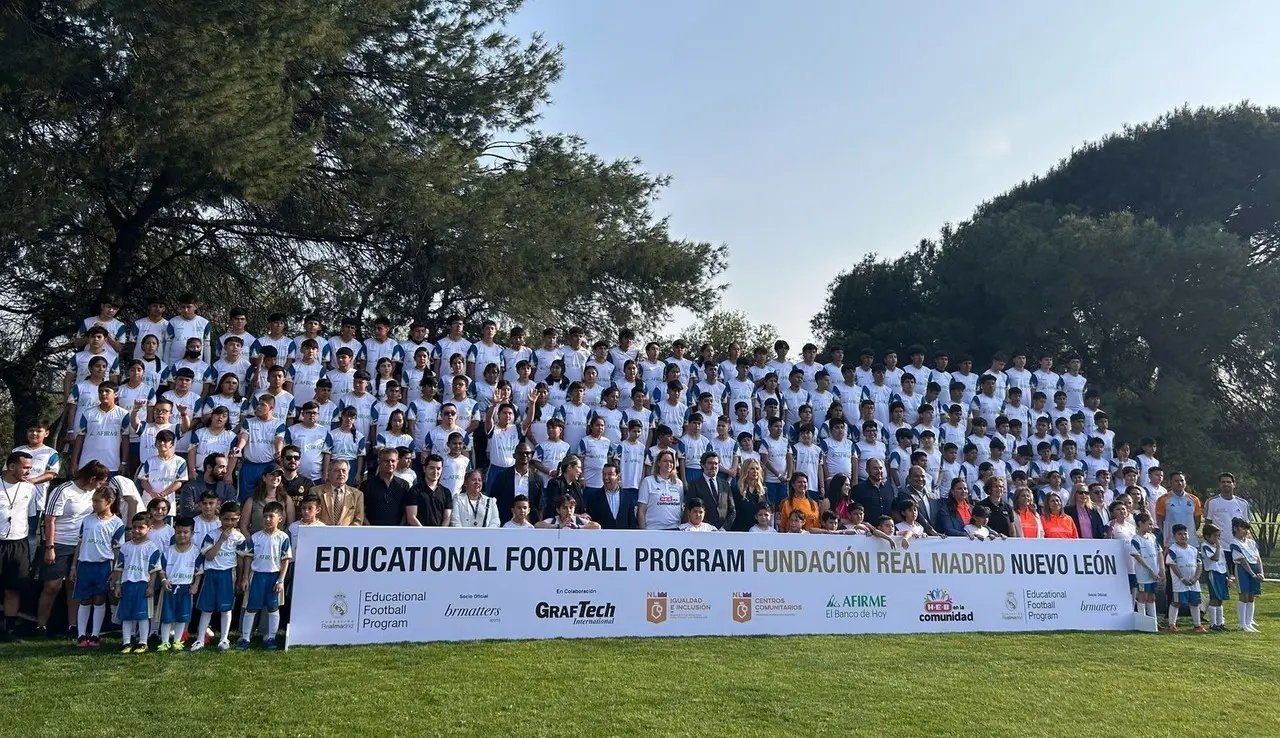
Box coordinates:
[0,294,1264,651]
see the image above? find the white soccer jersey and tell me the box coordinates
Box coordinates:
[1203,495,1251,550]
[1165,544,1201,593]
[434,337,474,370]
[78,514,125,562]
[1130,533,1161,584]
[162,544,203,586]
[201,529,246,571]
[115,539,162,583]
[288,360,326,406]
[166,316,211,364]
[502,345,533,383]
[285,423,329,480]
[78,405,130,471]
[1060,373,1087,411]
[132,318,170,360]
[138,455,189,508]
[239,529,293,573]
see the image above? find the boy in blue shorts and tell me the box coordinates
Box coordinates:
[1231,517,1264,632]
[237,500,293,650]
[1130,512,1161,622]
[1164,523,1204,632]
[192,501,244,651]
[157,516,203,651]
[72,487,123,648]
[111,512,162,653]
[1201,523,1230,631]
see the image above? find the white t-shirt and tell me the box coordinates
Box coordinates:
[47,482,97,546]
[678,522,717,532]
[1165,543,1201,592]
[639,476,684,530]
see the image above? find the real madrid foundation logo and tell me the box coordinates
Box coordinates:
[330,592,349,618]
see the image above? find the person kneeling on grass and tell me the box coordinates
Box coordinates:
[1231,517,1264,633]
[112,513,162,653]
[237,500,293,650]
[1164,523,1205,632]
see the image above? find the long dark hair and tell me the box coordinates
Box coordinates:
[825,473,850,509]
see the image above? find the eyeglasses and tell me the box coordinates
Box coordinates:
[282,455,301,461]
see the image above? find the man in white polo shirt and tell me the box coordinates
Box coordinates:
[1203,471,1251,566]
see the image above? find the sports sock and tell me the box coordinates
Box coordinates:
[1167,605,1179,626]
[111,602,120,624]
[122,621,134,645]
[267,611,280,639]
[91,604,107,636]
[197,612,213,640]
[1191,606,1201,627]
[136,620,149,644]
[77,604,91,637]
[1237,602,1247,627]
[1247,602,1256,626]
[159,623,171,644]
[241,612,257,641]
[1144,601,1156,618]
[218,612,232,643]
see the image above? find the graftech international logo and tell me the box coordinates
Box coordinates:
[646,592,667,624]
[920,588,974,623]
[732,592,752,623]
[825,593,889,620]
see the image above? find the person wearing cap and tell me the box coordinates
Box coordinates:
[239,463,294,535]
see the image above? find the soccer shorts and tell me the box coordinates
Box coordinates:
[39,543,76,581]
[196,568,235,613]
[1237,565,1263,597]
[1137,582,1157,594]
[1207,571,1230,601]
[161,583,194,624]
[0,540,29,590]
[71,560,113,600]
[118,580,153,622]
[247,571,283,611]
[1127,574,1138,591]
[1176,590,1202,606]
[766,482,788,505]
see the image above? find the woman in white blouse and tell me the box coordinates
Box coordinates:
[450,469,499,528]
[638,449,686,531]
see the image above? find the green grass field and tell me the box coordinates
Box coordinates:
[4,603,1279,738]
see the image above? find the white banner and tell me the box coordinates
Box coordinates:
[287,528,1138,646]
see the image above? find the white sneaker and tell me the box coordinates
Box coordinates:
[217,639,231,651]
[189,639,204,652]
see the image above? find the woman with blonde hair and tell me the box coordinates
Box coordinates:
[1040,491,1079,538]
[1012,487,1043,538]
[729,458,768,531]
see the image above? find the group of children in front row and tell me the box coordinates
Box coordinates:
[70,484,314,652]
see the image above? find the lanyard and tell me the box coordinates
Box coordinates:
[0,479,17,512]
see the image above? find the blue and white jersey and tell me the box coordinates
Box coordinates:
[819,436,855,479]
[161,544,203,586]
[610,346,641,383]
[337,392,377,432]
[467,341,505,376]
[791,441,823,491]
[426,425,470,456]
[707,436,737,469]
[534,439,571,485]
[401,365,430,404]
[1130,532,1161,584]
[653,401,688,433]
[615,440,647,489]
[779,387,810,427]
[439,454,472,495]
[433,337,474,371]
[560,346,590,383]
[758,434,791,484]
[208,357,252,390]
[68,349,119,384]
[861,384,892,425]
[579,382,604,410]
[369,400,408,440]
[287,360,326,406]
[131,318,169,360]
[638,359,667,387]
[114,539,162,583]
[376,431,414,452]
[164,358,210,387]
[726,379,756,414]
[324,429,365,462]
[677,434,712,473]
[327,368,356,401]
[138,455,188,508]
[855,441,887,482]
[77,405,131,471]
[470,380,497,414]
[238,529,293,573]
[407,399,442,450]
[577,436,615,488]
[327,337,364,369]
[200,529,246,571]
[586,359,615,385]
[240,417,286,464]
[149,523,175,549]
[292,336,333,365]
[488,425,522,469]
[1159,492,1201,547]
[78,515,126,562]
[1060,373,1087,412]
[1004,367,1033,396]
[553,402,592,448]
[254,390,296,422]
[970,392,1004,428]
[250,334,296,364]
[190,427,235,470]
[794,361,824,393]
[1231,538,1261,567]
[501,345,533,384]
[1164,543,1201,592]
[160,390,200,451]
[621,406,656,439]
[588,406,625,444]
[285,423,330,480]
[115,383,156,426]
[200,394,249,430]
[1031,370,1062,397]
[68,380,104,430]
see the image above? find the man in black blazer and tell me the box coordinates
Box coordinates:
[684,451,733,529]
[491,444,546,524]
[584,463,638,529]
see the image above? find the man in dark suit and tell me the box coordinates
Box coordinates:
[684,451,733,529]
[852,458,895,522]
[893,465,939,534]
[584,463,638,529]
[491,443,545,525]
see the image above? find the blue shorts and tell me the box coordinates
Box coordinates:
[766,482,788,506]
[247,570,282,611]
[1177,590,1202,606]
[685,469,704,485]
[71,560,113,601]
[161,583,193,624]
[196,568,235,613]
[239,461,271,502]
[1138,582,1158,594]
[1207,571,1230,601]
[1237,565,1263,597]
[118,580,153,622]
[1128,574,1138,591]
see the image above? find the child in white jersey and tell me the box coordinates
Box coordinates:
[157,516,202,650]
[748,503,775,533]
[112,512,162,653]
[1130,513,1161,621]
[1201,524,1230,631]
[192,501,244,651]
[1164,523,1204,632]
[1232,518,1264,632]
[237,500,293,650]
[72,487,123,648]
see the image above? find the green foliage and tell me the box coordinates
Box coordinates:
[0,0,726,436]
[814,105,1280,490]
[672,310,778,355]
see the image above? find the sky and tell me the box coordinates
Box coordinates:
[509,0,1280,344]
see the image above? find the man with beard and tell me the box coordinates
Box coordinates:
[176,453,237,518]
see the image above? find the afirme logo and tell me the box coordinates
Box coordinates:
[534,600,617,625]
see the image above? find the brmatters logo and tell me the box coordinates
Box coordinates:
[535,600,616,625]
[647,591,711,623]
[1082,591,1120,616]
[920,588,974,623]
[731,592,801,622]
[321,592,355,631]
[825,593,889,620]
[444,593,501,622]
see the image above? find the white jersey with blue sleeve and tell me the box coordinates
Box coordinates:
[239,529,294,574]
[161,544,203,586]
[78,515,126,563]
[1130,532,1161,584]
[114,539,163,583]
[200,529,246,571]
[1200,542,1228,574]
[1164,543,1201,592]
